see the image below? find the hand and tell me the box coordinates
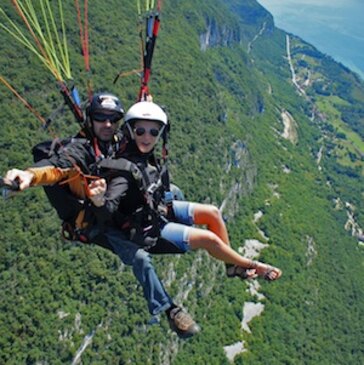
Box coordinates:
[4,169,34,190]
[88,178,107,207]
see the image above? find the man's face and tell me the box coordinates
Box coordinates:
[91,111,121,142]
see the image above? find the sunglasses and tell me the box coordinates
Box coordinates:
[92,113,122,124]
[134,127,160,137]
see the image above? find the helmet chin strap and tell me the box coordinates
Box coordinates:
[154,125,165,145]
[126,123,135,140]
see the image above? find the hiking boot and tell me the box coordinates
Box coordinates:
[167,307,200,339]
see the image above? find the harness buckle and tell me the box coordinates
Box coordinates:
[61,221,90,243]
[147,182,159,195]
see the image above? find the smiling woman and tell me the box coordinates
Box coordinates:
[97,100,283,283]
[258,0,364,79]
[133,120,162,154]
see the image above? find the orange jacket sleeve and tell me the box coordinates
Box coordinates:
[26,166,77,186]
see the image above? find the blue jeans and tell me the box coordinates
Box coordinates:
[102,227,173,315]
[160,200,196,252]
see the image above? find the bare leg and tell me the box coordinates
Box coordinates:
[193,204,230,244]
[193,204,254,278]
[187,226,281,281]
[188,227,253,267]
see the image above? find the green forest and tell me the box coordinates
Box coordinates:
[0,0,363,364]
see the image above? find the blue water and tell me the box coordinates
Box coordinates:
[258,0,364,80]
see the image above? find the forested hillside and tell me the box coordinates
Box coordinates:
[0,1,363,364]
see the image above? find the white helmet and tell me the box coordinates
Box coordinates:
[124,101,168,126]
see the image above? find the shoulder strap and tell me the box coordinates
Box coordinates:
[97,158,144,185]
[32,137,88,163]
[98,157,172,209]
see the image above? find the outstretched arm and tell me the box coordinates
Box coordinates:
[4,165,79,190]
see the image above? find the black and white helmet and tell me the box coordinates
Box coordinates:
[87,93,124,118]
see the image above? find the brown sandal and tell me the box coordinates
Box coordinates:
[226,262,257,280]
[256,263,282,281]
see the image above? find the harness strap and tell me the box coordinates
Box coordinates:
[99,156,173,217]
[97,158,144,186]
[93,137,103,159]
[75,209,86,229]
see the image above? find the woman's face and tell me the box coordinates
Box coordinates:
[133,120,161,154]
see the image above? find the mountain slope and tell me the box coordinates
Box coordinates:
[0,0,363,364]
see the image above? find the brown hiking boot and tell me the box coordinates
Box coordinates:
[167,307,200,339]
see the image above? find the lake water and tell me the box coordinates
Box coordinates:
[258,0,364,80]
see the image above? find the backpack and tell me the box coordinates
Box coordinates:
[32,138,87,223]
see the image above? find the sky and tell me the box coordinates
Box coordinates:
[257,0,364,79]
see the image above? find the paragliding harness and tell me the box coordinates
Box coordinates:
[31,135,122,245]
[96,153,176,250]
[31,138,89,242]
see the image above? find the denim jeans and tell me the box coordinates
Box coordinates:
[102,227,173,315]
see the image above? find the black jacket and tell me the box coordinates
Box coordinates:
[31,133,123,224]
[94,141,163,228]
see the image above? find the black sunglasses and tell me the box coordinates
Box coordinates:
[134,127,160,137]
[92,113,122,124]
